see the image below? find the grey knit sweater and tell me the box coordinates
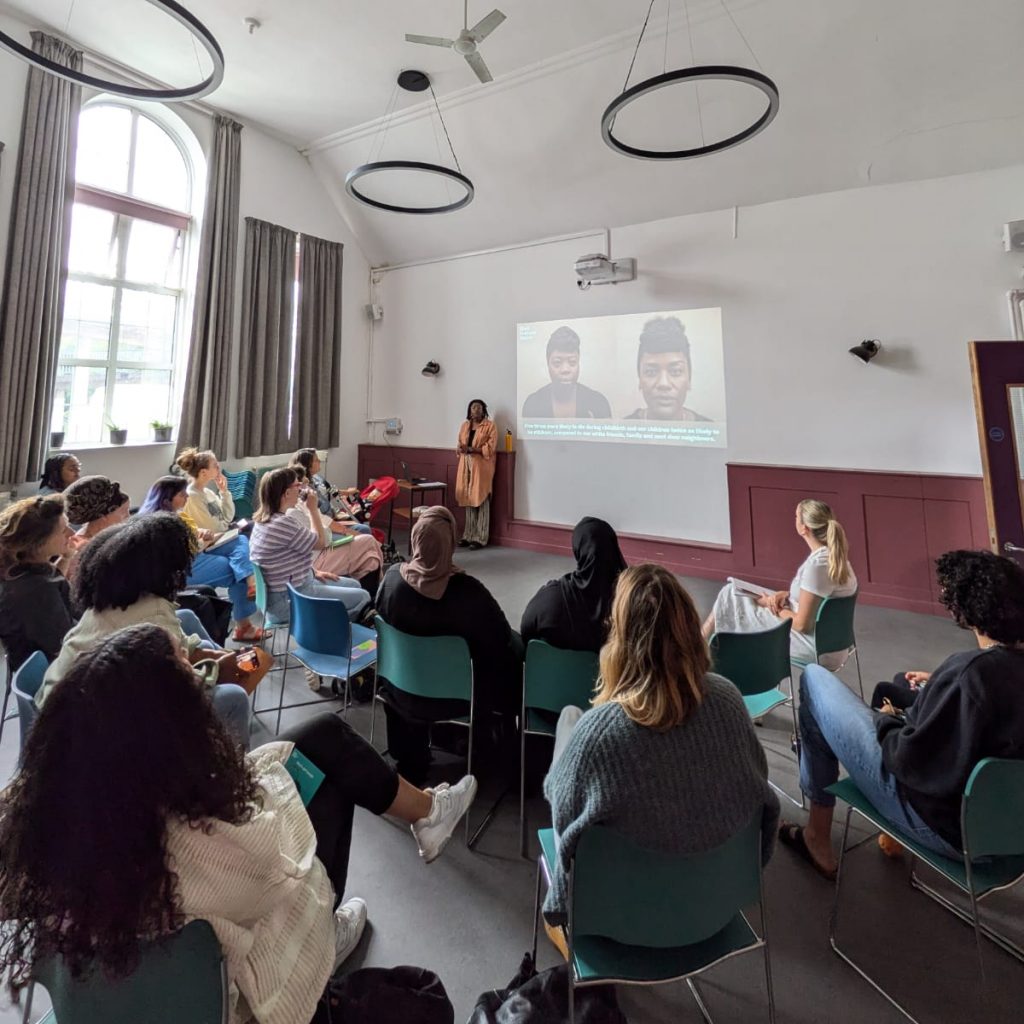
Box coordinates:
[542,674,780,921]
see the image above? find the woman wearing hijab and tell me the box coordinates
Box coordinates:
[376,506,523,784]
[455,399,497,549]
[521,517,626,652]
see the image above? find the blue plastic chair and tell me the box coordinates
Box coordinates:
[12,651,48,761]
[533,814,774,1024]
[23,919,227,1024]
[828,757,1024,1022]
[520,640,600,857]
[710,620,801,807]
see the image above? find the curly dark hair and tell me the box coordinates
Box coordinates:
[935,549,1024,644]
[0,624,258,991]
[73,513,193,612]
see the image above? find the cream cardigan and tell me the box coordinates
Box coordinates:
[165,742,335,1024]
[184,483,236,534]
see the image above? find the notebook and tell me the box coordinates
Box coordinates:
[205,528,239,551]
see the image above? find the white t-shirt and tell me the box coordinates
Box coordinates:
[788,546,857,612]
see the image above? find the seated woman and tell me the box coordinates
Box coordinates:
[0,496,76,670]
[37,514,252,749]
[290,447,371,535]
[140,476,264,642]
[703,498,857,667]
[289,464,383,593]
[38,452,81,495]
[249,468,370,626]
[375,506,523,785]
[544,564,779,933]
[784,549,1024,879]
[61,475,131,580]
[520,516,626,651]
[0,625,477,1023]
[176,447,237,534]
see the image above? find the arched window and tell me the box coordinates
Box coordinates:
[53,102,202,445]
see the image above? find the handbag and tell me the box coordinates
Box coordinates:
[176,586,232,646]
[312,965,454,1024]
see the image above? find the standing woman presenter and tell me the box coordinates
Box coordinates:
[455,399,497,550]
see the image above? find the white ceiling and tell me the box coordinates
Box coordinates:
[5,1,1024,265]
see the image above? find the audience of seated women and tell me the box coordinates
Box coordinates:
[543,563,779,943]
[176,447,238,534]
[703,498,857,667]
[140,475,264,642]
[288,465,383,592]
[375,506,522,785]
[61,475,131,580]
[38,452,81,495]
[520,516,625,651]
[36,514,252,748]
[290,447,371,535]
[783,548,1024,878]
[0,496,76,670]
[249,467,370,625]
[0,625,478,1024]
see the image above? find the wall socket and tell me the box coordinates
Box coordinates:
[384,418,403,435]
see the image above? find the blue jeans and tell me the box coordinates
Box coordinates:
[175,608,217,649]
[799,665,961,859]
[265,574,370,625]
[188,537,257,623]
[210,683,251,750]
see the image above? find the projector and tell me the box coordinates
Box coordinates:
[574,253,637,290]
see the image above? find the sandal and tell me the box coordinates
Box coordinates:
[778,822,837,880]
[233,624,269,643]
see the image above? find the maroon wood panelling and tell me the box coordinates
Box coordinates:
[358,445,987,616]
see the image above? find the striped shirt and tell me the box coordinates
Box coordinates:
[249,512,318,592]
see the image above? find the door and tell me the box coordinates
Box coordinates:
[970,341,1024,560]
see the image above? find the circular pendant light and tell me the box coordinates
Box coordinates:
[601,64,779,160]
[0,0,225,102]
[344,70,475,216]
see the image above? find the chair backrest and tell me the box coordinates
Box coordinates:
[962,757,1024,859]
[12,651,48,754]
[814,590,858,656]
[523,640,600,714]
[709,620,792,697]
[286,584,353,658]
[223,468,256,521]
[251,563,269,615]
[571,814,763,948]
[375,616,472,702]
[34,919,227,1024]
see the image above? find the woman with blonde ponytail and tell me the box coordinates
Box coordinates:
[704,499,858,667]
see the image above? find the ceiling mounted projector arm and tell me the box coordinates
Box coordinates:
[470,9,506,41]
[405,34,455,47]
[464,50,493,83]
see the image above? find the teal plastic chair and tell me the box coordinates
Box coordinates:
[22,919,227,1024]
[222,468,256,522]
[373,617,479,844]
[811,591,863,699]
[520,640,600,857]
[710,621,801,807]
[828,757,1024,1022]
[533,815,774,1024]
[12,651,48,762]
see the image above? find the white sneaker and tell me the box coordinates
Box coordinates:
[305,668,322,691]
[411,775,478,863]
[333,897,367,970]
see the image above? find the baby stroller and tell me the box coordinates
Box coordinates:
[336,476,403,564]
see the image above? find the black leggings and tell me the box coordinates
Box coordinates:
[870,673,921,713]
[278,713,399,907]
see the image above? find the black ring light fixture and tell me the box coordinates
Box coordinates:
[601,64,779,160]
[0,0,224,102]
[344,70,475,216]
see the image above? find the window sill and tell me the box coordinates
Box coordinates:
[56,440,177,452]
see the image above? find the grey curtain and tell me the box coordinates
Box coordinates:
[235,218,297,457]
[177,115,242,453]
[293,234,343,449]
[0,33,81,485]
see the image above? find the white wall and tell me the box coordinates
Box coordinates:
[370,165,1024,544]
[0,11,371,499]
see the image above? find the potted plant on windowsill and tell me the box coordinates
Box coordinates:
[107,419,127,446]
[49,431,65,449]
[150,420,173,443]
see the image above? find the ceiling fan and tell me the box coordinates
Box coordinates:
[405,1,507,84]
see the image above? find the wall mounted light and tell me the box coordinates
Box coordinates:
[421,361,441,377]
[849,340,881,364]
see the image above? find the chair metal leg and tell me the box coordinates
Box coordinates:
[685,977,715,1024]
[464,716,474,846]
[829,806,923,1023]
[531,857,543,965]
[20,979,34,1024]
[0,675,13,750]
[519,703,528,859]
[369,678,379,747]
[853,647,865,701]
[759,868,776,1024]
[274,627,293,736]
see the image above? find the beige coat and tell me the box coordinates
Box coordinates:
[456,418,497,508]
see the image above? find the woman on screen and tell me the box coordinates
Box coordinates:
[703,499,857,667]
[521,327,612,419]
[625,316,711,422]
[455,398,497,549]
